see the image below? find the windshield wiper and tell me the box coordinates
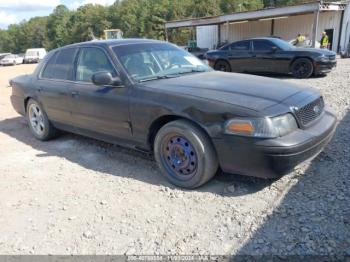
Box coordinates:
[138,74,180,82]
[177,69,207,75]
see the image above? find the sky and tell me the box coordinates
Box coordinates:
[0,0,116,29]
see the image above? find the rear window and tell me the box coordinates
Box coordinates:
[41,48,78,80]
[41,52,58,79]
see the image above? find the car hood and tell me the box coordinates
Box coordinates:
[292,47,336,56]
[141,71,317,112]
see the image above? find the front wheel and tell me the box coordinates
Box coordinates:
[26,99,57,141]
[214,60,231,72]
[154,120,218,188]
[291,58,314,78]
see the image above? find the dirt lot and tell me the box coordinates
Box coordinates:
[0,62,349,256]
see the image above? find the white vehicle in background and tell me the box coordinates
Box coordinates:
[0,53,11,62]
[23,48,47,64]
[289,38,321,49]
[0,54,24,66]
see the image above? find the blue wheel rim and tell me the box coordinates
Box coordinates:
[161,134,198,180]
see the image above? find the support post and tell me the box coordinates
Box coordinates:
[217,24,221,48]
[337,9,345,53]
[311,8,320,48]
[165,27,169,42]
[271,19,275,36]
[226,21,229,42]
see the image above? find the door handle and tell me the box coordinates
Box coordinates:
[36,87,42,93]
[71,91,79,97]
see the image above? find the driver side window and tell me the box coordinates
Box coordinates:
[76,47,116,82]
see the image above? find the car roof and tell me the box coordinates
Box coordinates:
[61,38,165,49]
[238,37,278,41]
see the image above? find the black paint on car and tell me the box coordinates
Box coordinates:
[10,39,337,188]
[206,37,337,78]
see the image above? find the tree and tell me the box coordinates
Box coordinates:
[189,0,221,17]
[220,0,263,13]
[68,4,111,43]
[46,5,72,49]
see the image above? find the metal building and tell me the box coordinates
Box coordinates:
[340,1,350,53]
[165,1,349,52]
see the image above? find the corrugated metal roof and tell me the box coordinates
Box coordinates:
[165,1,347,29]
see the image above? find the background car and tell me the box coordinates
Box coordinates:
[0,54,23,66]
[23,48,47,63]
[0,53,11,61]
[205,37,337,78]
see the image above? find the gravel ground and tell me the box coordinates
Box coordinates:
[0,61,349,256]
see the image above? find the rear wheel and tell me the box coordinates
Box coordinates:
[291,58,313,78]
[214,60,231,72]
[26,99,57,141]
[154,120,218,188]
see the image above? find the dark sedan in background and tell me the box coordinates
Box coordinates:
[10,39,337,188]
[206,37,337,78]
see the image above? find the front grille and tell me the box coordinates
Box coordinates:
[295,97,325,126]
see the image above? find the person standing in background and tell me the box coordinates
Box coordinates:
[295,33,306,46]
[320,31,329,49]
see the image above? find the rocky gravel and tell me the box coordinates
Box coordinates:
[0,60,349,256]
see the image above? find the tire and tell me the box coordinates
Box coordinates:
[154,119,218,188]
[291,58,314,78]
[26,99,57,141]
[214,60,231,72]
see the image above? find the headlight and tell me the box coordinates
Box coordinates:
[318,55,329,62]
[225,114,298,138]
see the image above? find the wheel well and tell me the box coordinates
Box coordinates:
[290,57,314,71]
[147,115,212,150]
[24,97,32,112]
[214,59,231,68]
[148,115,182,149]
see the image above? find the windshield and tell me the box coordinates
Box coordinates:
[4,55,15,59]
[113,43,211,82]
[271,38,295,50]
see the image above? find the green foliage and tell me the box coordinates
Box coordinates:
[68,4,111,43]
[0,0,306,53]
[220,0,264,13]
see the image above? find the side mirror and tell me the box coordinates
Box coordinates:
[92,72,123,87]
[271,46,278,53]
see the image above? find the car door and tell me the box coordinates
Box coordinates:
[70,46,132,140]
[227,40,252,72]
[250,39,279,73]
[36,48,78,125]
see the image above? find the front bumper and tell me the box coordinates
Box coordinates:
[314,60,337,74]
[213,110,337,178]
[1,62,14,66]
[24,58,38,63]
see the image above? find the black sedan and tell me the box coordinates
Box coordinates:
[206,37,337,78]
[10,39,337,188]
